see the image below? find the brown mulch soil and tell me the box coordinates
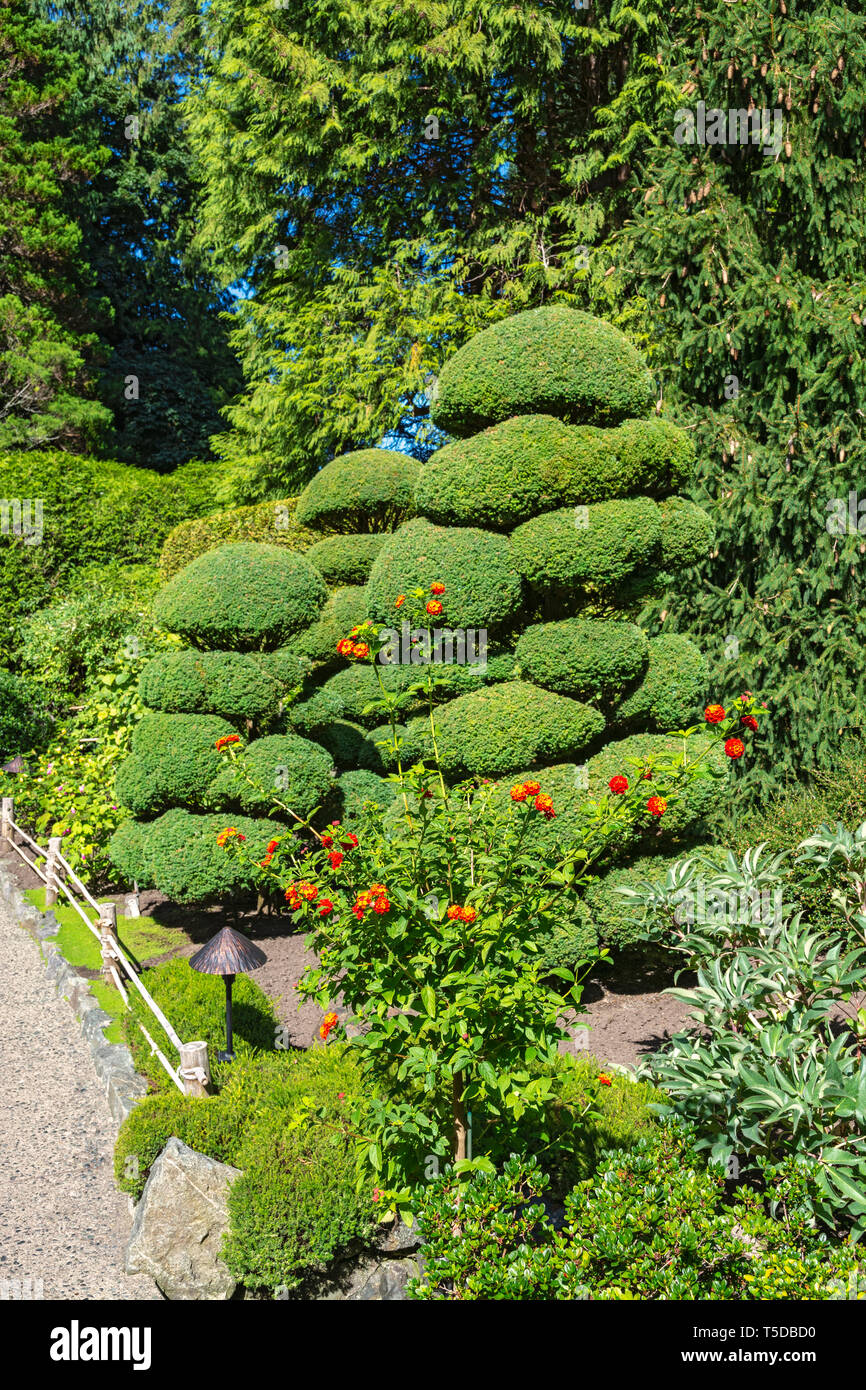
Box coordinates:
[1,839,693,1068]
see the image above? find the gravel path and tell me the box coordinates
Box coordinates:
[0,897,159,1300]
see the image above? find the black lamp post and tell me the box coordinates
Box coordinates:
[189,926,267,1063]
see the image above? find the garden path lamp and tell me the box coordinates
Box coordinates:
[189,926,267,1063]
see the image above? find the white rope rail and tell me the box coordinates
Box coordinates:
[138,1022,185,1095]
[53,845,102,915]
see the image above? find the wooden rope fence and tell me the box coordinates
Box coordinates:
[0,796,210,1098]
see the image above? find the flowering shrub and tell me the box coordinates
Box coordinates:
[218,585,758,1213]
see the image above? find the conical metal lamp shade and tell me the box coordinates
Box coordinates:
[189,925,267,976]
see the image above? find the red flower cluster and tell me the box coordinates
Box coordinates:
[395,594,406,608]
[609,775,629,795]
[509,781,555,819]
[599,1074,613,1087]
[259,836,280,868]
[353,884,390,919]
[704,704,726,724]
[647,796,668,819]
[426,599,443,617]
[446,903,477,924]
[725,738,745,760]
[215,734,241,751]
[337,633,370,659]
[319,1011,339,1042]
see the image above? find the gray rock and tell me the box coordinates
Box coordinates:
[125,1137,241,1300]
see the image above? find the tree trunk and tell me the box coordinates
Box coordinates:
[452,1073,468,1162]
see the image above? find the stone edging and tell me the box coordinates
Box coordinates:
[0,860,147,1128]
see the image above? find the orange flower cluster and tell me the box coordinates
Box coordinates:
[647,796,668,819]
[285,879,320,912]
[352,884,390,920]
[337,625,370,660]
[704,704,726,724]
[319,1011,339,1042]
[215,734,241,751]
[509,781,555,819]
[216,827,245,847]
[446,903,477,924]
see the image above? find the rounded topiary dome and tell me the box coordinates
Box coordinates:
[152,542,327,651]
[295,448,420,533]
[430,306,653,437]
[139,651,282,721]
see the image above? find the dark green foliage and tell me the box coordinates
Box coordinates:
[0,0,109,450]
[403,681,606,779]
[253,646,308,696]
[110,807,286,902]
[658,496,714,572]
[613,634,707,730]
[121,957,278,1095]
[306,533,387,585]
[510,498,662,596]
[582,849,704,952]
[208,734,334,818]
[292,664,421,733]
[47,0,242,470]
[108,817,149,887]
[515,618,649,702]
[430,307,653,436]
[159,498,319,582]
[0,669,51,759]
[326,768,397,823]
[115,713,235,818]
[153,543,327,652]
[139,651,282,722]
[367,518,524,631]
[295,449,420,533]
[0,451,215,664]
[415,414,694,531]
[588,732,725,842]
[292,586,369,665]
[307,720,402,774]
[535,898,600,977]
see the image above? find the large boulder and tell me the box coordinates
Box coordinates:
[125,1137,241,1301]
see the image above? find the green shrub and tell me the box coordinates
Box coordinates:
[0,452,216,662]
[0,669,51,759]
[430,306,653,437]
[510,498,662,596]
[110,808,285,901]
[208,734,335,817]
[658,494,714,570]
[367,517,524,631]
[403,681,606,779]
[414,415,694,531]
[292,663,422,733]
[515,618,649,702]
[254,646,309,695]
[159,497,319,581]
[115,713,235,818]
[306,533,387,585]
[410,1128,863,1300]
[588,731,727,843]
[534,898,600,976]
[139,651,282,722]
[108,818,151,888]
[293,586,369,664]
[122,956,279,1096]
[153,543,327,651]
[295,448,420,533]
[325,768,398,822]
[581,849,705,952]
[613,634,707,730]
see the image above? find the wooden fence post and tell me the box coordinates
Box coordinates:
[44,836,62,906]
[1,797,13,844]
[178,1041,210,1097]
[98,901,119,988]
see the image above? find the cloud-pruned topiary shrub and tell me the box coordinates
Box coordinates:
[613,634,707,731]
[515,619,649,704]
[140,651,282,721]
[306,533,388,586]
[154,542,327,652]
[430,306,654,437]
[111,809,287,905]
[295,448,420,533]
[208,733,334,818]
[366,517,524,631]
[158,497,319,581]
[509,498,662,597]
[115,713,236,819]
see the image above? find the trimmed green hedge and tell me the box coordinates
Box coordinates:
[115,713,236,818]
[515,619,649,703]
[367,517,524,631]
[208,733,335,817]
[153,543,327,652]
[658,495,714,571]
[613,634,707,730]
[582,848,714,953]
[402,681,606,778]
[430,306,653,437]
[0,452,216,662]
[510,499,662,596]
[292,663,421,732]
[306,533,387,585]
[294,586,369,665]
[326,768,398,822]
[588,732,726,842]
[295,449,420,533]
[159,497,319,581]
[109,808,287,902]
[253,646,309,695]
[414,415,695,531]
[139,651,282,722]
